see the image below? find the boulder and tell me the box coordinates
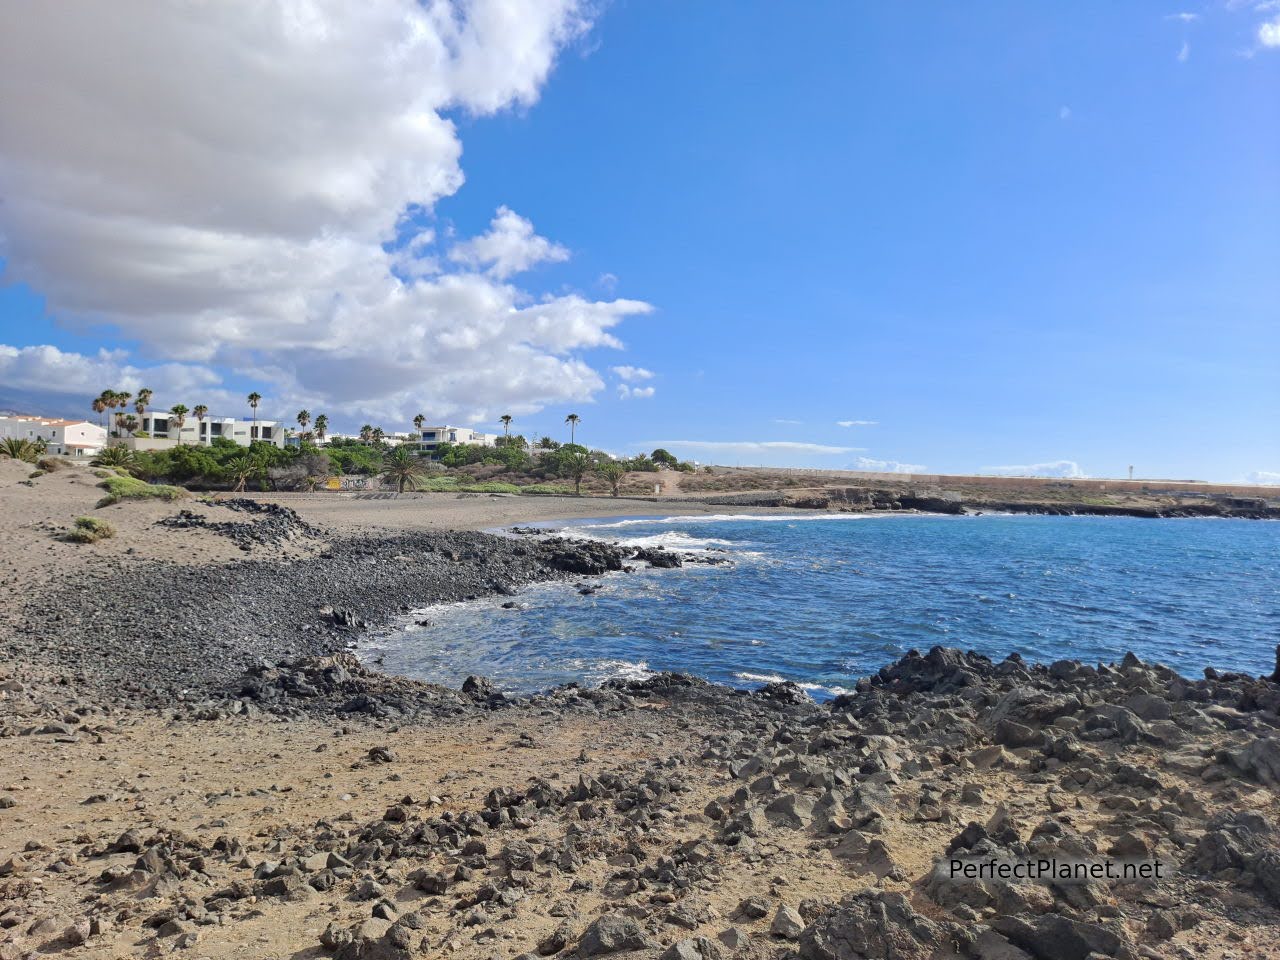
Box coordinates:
[578,915,649,956]
[771,906,805,940]
[992,915,1127,960]
[798,892,942,960]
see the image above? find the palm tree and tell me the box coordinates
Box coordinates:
[413,413,425,436]
[564,413,581,445]
[597,460,626,497]
[225,455,254,492]
[0,437,40,463]
[359,424,373,443]
[371,427,386,444]
[563,448,592,495]
[499,414,513,439]
[92,392,110,430]
[113,391,132,436]
[297,409,310,433]
[192,404,208,444]
[134,388,153,429]
[247,392,262,441]
[168,404,189,445]
[314,414,328,442]
[93,445,137,470]
[537,436,559,450]
[121,414,139,436]
[382,446,427,493]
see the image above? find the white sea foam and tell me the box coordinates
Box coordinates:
[733,671,852,698]
[583,513,899,529]
[565,658,655,684]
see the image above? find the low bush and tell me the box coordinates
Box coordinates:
[67,516,116,543]
[96,474,188,507]
[519,483,573,495]
[455,481,520,494]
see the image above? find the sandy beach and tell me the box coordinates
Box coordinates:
[2,461,1279,960]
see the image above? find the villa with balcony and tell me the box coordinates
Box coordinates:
[120,413,286,450]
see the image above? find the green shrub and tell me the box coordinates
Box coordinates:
[96,474,188,506]
[455,481,520,494]
[67,516,116,543]
[519,483,572,495]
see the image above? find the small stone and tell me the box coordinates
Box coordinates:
[770,906,804,939]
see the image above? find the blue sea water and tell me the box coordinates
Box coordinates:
[363,514,1280,699]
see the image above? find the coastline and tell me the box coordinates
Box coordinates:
[3,468,1280,959]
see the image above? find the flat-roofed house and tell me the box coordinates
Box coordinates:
[0,415,107,457]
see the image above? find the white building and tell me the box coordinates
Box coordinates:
[124,413,286,449]
[0,415,107,457]
[414,425,499,453]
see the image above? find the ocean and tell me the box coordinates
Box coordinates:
[361,513,1279,699]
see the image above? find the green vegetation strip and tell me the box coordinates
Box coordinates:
[97,474,189,507]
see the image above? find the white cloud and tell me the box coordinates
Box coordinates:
[448,205,569,279]
[653,440,861,456]
[0,1,648,428]
[1260,14,1280,46]
[982,460,1087,479]
[771,418,804,425]
[617,384,655,400]
[1165,12,1199,22]
[836,419,878,427]
[1246,471,1280,485]
[0,343,246,418]
[851,456,924,474]
[1178,40,1191,62]
[597,272,618,292]
[1059,106,1072,121]
[612,365,654,382]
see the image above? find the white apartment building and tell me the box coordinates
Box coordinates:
[414,425,498,453]
[125,413,286,449]
[0,415,107,457]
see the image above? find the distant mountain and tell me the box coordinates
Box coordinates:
[0,388,95,422]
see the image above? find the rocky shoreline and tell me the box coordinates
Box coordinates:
[3,509,1280,960]
[3,521,668,713]
[691,490,1280,521]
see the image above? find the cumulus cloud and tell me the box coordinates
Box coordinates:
[448,206,569,278]
[983,460,1087,479]
[0,344,246,419]
[0,1,647,426]
[1246,471,1280,485]
[612,365,655,382]
[1261,14,1280,46]
[836,419,877,427]
[617,384,655,400]
[851,456,924,474]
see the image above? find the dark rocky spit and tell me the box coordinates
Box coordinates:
[2,518,1280,959]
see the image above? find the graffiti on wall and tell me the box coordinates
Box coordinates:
[323,475,376,491]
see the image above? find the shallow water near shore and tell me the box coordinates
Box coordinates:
[362,514,1279,699]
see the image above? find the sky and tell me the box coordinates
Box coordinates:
[0,1,1277,483]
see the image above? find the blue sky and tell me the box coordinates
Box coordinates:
[1,1,1277,481]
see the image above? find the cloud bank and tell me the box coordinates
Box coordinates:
[983,460,1086,479]
[653,440,861,457]
[0,1,649,426]
[851,456,924,474]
